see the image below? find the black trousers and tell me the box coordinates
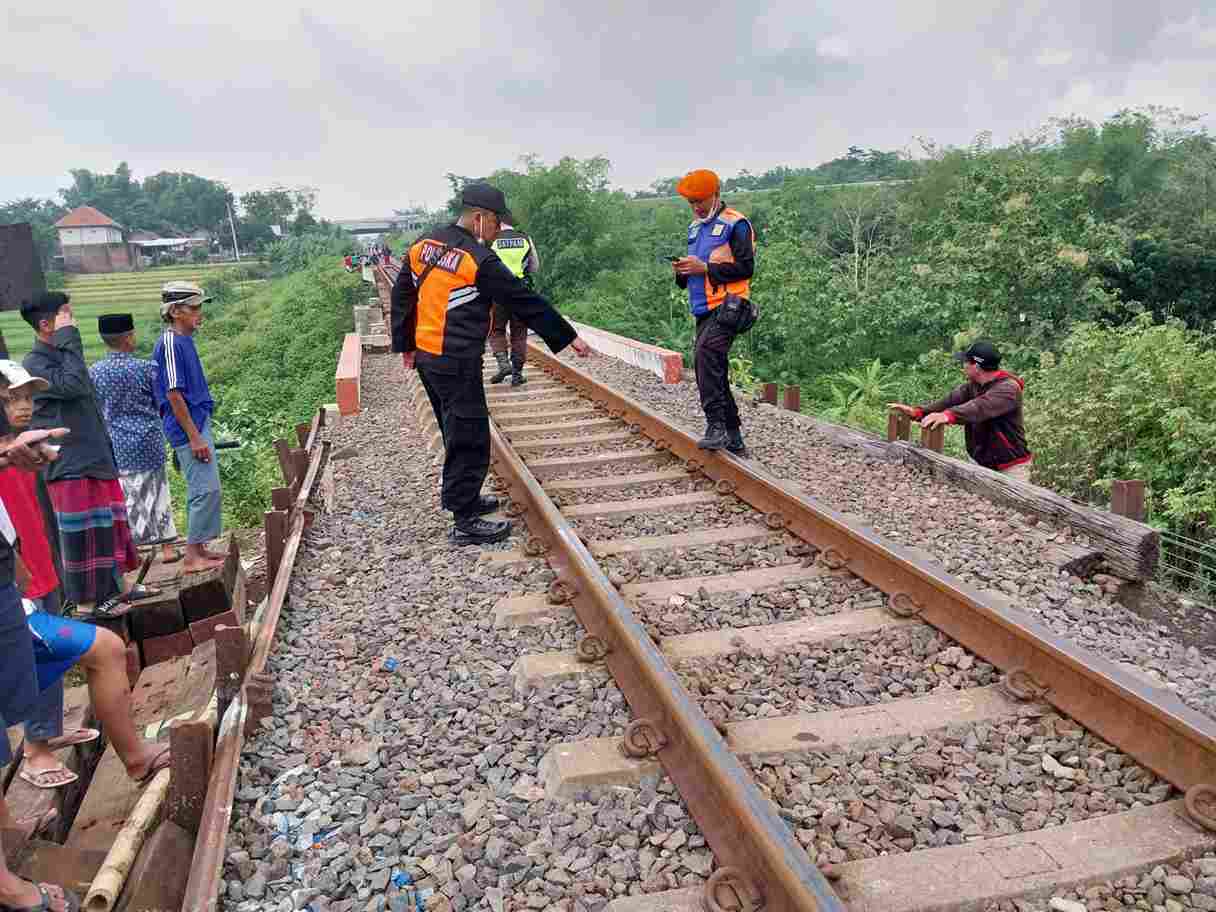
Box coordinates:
[417,359,490,518]
[694,311,740,429]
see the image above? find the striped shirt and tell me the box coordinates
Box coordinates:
[152,330,214,448]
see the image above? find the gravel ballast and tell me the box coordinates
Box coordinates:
[553,347,1216,722]
[224,355,712,912]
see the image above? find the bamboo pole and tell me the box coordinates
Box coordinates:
[83,768,172,912]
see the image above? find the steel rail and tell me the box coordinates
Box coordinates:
[526,343,1216,795]
[182,410,328,912]
[487,420,844,912]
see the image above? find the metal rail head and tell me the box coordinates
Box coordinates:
[487,417,845,912]
[524,341,1216,795]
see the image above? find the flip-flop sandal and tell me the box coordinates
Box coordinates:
[42,728,101,751]
[18,765,79,790]
[123,584,163,603]
[0,882,81,912]
[132,745,171,786]
[78,594,132,621]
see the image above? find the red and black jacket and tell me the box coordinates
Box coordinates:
[915,372,1032,471]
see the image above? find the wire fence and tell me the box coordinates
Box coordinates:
[1158,529,1216,602]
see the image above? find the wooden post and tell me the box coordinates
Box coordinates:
[782,385,801,412]
[274,439,294,486]
[1111,480,1146,522]
[271,487,293,512]
[289,448,308,497]
[168,720,213,835]
[761,383,778,405]
[887,411,911,442]
[214,625,249,724]
[264,509,287,586]
[295,422,310,449]
[245,672,275,736]
[919,423,944,452]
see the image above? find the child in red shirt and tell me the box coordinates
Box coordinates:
[0,361,99,790]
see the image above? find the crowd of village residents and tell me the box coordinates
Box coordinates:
[0,282,225,912]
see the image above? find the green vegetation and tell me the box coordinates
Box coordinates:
[2,161,343,266]
[465,108,1216,544]
[0,264,265,364]
[178,259,362,528]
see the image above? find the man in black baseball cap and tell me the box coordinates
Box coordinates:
[460,182,515,224]
[390,182,590,546]
[889,339,1034,481]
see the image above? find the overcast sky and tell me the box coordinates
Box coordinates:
[2,1,1214,220]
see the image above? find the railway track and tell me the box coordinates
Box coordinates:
[400,342,1216,912]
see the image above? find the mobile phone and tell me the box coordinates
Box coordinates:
[668,256,681,262]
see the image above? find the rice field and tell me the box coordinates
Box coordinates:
[0,264,265,364]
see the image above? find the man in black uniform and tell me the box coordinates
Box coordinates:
[390,183,589,546]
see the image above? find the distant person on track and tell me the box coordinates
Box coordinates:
[90,314,182,566]
[20,293,145,620]
[888,340,1034,481]
[672,168,756,456]
[153,283,226,573]
[390,182,591,546]
[488,223,540,386]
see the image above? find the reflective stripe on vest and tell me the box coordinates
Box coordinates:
[491,230,532,279]
[408,239,481,356]
[686,207,753,316]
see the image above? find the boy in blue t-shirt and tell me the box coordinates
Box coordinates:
[152,282,225,573]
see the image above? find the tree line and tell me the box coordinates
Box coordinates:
[450,107,1216,546]
[1,163,334,265]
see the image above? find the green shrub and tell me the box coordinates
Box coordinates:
[1026,314,1216,530]
[182,257,361,528]
[190,247,210,263]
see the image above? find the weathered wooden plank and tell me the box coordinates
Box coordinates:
[114,820,194,912]
[16,841,107,898]
[177,536,241,624]
[3,689,95,845]
[892,442,1159,580]
[66,643,215,854]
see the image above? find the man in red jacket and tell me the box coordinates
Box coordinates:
[889,340,1033,481]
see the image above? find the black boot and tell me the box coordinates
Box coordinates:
[472,495,499,515]
[490,353,512,384]
[450,515,511,545]
[697,422,730,450]
[726,427,747,457]
[510,356,526,387]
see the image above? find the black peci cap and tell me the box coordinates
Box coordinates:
[98,313,135,335]
[460,183,514,223]
[954,340,1002,370]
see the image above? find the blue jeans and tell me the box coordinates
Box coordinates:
[173,417,223,545]
[24,589,65,742]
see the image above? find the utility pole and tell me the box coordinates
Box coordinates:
[227,201,242,262]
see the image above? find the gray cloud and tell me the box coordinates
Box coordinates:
[0,0,1212,218]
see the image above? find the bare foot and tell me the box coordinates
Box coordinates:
[160,545,182,563]
[123,743,171,784]
[182,556,226,573]
[0,879,75,912]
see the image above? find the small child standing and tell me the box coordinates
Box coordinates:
[0,360,99,790]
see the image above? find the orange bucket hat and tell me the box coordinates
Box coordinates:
[676,169,721,200]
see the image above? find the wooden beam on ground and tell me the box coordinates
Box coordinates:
[892,442,1159,579]
[112,820,194,912]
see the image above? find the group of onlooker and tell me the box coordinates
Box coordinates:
[0,281,225,912]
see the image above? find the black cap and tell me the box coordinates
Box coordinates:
[20,292,70,330]
[460,183,514,223]
[954,340,1001,370]
[98,313,135,335]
